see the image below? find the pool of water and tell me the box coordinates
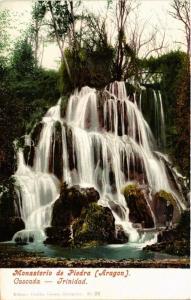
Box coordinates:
[1,241,177,260]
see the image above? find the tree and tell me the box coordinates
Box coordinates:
[169,0,190,55]
[0,9,10,55]
[127,13,166,59]
[114,0,133,80]
[0,9,11,76]
[35,0,81,82]
[30,2,46,67]
[11,38,36,77]
[59,13,115,94]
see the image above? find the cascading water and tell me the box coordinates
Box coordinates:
[13,102,61,243]
[13,81,185,245]
[139,88,166,149]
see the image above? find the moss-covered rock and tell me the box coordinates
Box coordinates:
[45,226,72,247]
[122,183,154,228]
[153,190,180,225]
[144,211,190,256]
[45,184,118,247]
[73,203,116,246]
[51,183,100,228]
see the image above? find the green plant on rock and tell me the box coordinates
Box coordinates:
[122,183,140,199]
[73,203,115,247]
[122,183,154,228]
[155,190,176,205]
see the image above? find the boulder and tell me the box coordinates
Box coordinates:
[144,211,190,257]
[51,183,100,228]
[45,226,72,247]
[123,183,154,228]
[73,203,116,246]
[152,190,180,226]
[114,225,129,244]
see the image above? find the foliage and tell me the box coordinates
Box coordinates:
[141,51,190,177]
[0,68,59,178]
[59,44,114,94]
[154,190,176,205]
[11,38,36,78]
[122,183,140,198]
[0,9,11,79]
[59,13,115,94]
[0,177,17,218]
[0,9,10,55]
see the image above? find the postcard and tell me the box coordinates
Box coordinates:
[0,1,190,299]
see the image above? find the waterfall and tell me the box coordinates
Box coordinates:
[13,101,61,243]
[139,88,166,149]
[13,81,184,244]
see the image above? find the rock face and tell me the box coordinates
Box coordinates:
[23,122,43,167]
[144,211,190,256]
[152,190,180,226]
[123,184,154,228]
[49,121,63,180]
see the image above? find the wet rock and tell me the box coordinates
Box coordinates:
[123,183,154,228]
[23,123,43,167]
[64,124,77,171]
[45,226,72,247]
[144,240,189,256]
[23,145,35,167]
[0,217,25,242]
[152,190,180,226]
[114,225,129,243]
[108,200,126,220]
[49,121,63,180]
[31,122,43,147]
[144,211,190,256]
[73,203,116,246]
[51,183,100,228]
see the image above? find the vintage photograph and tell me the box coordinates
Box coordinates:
[0,0,190,273]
